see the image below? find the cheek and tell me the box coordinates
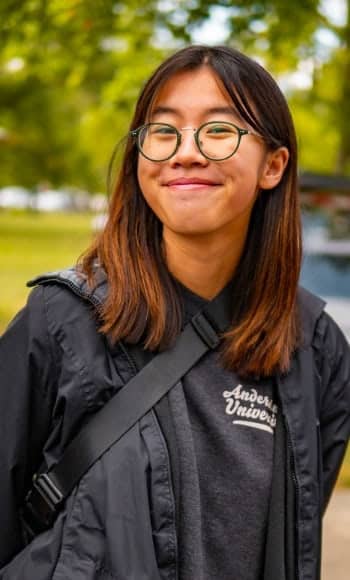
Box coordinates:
[137,159,147,193]
[226,155,264,189]
[137,159,159,199]
[137,159,165,220]
[221,166,261,214]
[222,166,254,194]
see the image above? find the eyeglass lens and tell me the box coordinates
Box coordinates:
[138,122,240,161]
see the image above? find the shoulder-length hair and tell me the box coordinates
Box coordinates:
[80,45,302,378]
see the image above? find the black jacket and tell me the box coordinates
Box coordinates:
[0,267,349,580]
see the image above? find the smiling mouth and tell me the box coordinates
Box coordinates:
[167,182,218,190]
[165,178,220,190]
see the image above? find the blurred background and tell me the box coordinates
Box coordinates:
[0,1,349,576]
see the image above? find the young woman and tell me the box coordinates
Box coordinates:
[0,45,349,580]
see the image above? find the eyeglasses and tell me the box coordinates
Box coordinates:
[130,121,259,162]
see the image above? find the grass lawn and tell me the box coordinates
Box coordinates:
[0,209,349,488]
[0,209,94,332]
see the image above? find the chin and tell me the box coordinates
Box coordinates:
[166,221,218,236]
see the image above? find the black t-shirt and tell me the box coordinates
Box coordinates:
[170,283,276,580]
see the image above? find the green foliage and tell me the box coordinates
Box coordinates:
[289,52,342,172]
[173,0,350,174]
[0,0,169,190]
[0,0,350,189]
[183,0,323,69]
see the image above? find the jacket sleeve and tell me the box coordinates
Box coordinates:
[0,286,57,566]
[314,312,350,510]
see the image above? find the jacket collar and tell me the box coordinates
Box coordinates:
[27,266,108,307]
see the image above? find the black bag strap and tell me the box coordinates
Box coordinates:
[22,284,233,537]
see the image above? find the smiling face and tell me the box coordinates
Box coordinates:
[137,66,288,249]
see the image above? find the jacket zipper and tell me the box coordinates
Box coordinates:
[277,373,301,580]
[283,412,301,580]
[151,409,179,580]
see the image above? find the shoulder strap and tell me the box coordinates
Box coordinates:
[21,283,233,537]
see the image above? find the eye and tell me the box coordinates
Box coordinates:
[150,124,177,136]
[205,123,236,135]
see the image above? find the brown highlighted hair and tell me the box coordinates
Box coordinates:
[80,45,302,377]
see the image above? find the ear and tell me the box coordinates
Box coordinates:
[258,146,289,190]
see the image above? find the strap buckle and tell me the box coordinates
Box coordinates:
[21,473,64,537]
[191,312,221,349]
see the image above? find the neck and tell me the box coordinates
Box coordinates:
[163,229,247,300]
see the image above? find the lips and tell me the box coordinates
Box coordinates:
[165,177,220,188]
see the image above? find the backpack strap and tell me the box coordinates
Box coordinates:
[21,282,233,538]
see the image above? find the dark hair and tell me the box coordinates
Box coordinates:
[80,45,301,377]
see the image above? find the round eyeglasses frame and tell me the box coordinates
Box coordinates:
[130,121,260,162]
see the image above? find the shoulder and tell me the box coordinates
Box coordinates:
[301,292,350,419]
[24,267,129,408]
[297,284,349,367]
[297,286,325,347]
[22,267,110,353]
[2,268,99,374]
[293,289,349,442]
[0,280,60,410]
[312,309,350,385]
[297,286,350,391]
[27,265,108,308]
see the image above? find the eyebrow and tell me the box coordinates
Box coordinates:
[151,105,240,118]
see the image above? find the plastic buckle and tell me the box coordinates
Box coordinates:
[191,312,221,349]
[33,473,63,510]
[22,473,64,534]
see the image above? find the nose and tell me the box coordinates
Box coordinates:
[169,127,209,167]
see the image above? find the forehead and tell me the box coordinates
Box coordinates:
[149,66,235,118]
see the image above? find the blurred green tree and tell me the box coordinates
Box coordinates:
[0,0,349,192]
[179,0,350,174]
[0,0,169,190]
